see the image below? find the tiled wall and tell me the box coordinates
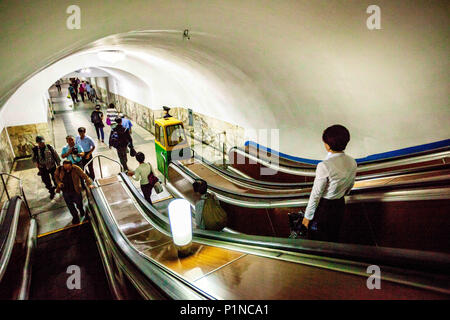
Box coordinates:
[0,127,15,202]
[7,122,51,158]
[107,92,246,153]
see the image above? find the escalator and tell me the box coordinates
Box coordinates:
[228,144,450,183]
[29,220,112,299]
[0,173,114,300]
[88,171,450,299]
[2,155,449,300]
[166,156,450,252]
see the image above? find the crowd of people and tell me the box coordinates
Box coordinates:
[67,78,98,105]
[32,96,141,224]
[34,86,356,243]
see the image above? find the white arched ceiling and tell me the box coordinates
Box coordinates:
[0,0,448,159]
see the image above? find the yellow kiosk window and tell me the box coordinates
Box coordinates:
[155,124,164,147]
[166,124,186,147]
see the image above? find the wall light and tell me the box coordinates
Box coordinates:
[97,50,126,63]
[168,199,192,257]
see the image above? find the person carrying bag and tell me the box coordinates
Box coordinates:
[127,152,163,205]
[193,179,227,231]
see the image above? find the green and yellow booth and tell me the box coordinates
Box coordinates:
[154,116,192,177]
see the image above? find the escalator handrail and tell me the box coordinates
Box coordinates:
[120,172,450,275]
[172,160,450,201]
[83,155,123,178]
[196,152,450,190]
[88,183,212,300]
[0,172,32,217]
[231,145,450,171]
[0,196,21,283]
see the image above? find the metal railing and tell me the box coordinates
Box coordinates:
[83,155,123,179]
[160,153,167,184]
[0,173,31,218]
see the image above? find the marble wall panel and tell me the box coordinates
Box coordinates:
[105,92,246,155]
[7,122,51,158]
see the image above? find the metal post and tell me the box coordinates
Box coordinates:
[21,191,32,218]
[222,135,226,167]
[98,156,103,179]
[0,175,10,201]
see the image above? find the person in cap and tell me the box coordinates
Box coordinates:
[76,127,96,179]
[163,106,171,118]
[32,136,61,199]
[90,105,105,142]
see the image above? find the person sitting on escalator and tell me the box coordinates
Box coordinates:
[301,124,357,242]
[193,179,227,231]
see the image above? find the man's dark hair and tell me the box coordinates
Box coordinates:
[322,125,350,151]
[193,179,207,195]
[95,104,101,109]
[78,127,86,133]
[115,118,122,124]
[135,152,145,163]
[63,160,72,165]
[109,103,115,109]
[36,135,45,143]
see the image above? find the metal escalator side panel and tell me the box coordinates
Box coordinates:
[88,177,209,300]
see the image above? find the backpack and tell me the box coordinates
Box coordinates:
[110,131,120,149]
[33,144,58,166]
[202,194,227,231]
[91,111,101,124]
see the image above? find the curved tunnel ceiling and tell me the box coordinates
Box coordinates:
[0,0,448,159]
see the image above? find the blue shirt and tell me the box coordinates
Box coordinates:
[121,118,133,130]
[76,135,95,155]
[61,144,84,164]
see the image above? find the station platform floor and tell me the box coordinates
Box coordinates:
[1,83,224,238]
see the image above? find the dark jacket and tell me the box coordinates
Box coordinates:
[109,124,132,148]
[32,144,61,170]
[55,165,92,194]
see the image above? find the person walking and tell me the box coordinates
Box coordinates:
[55,80,61,93]
[68,84,78,104]
[78,82,85,102]
[119,114,133,134]
[55,160,93,224]
[32,136,61,200]
[72,79,78,96]
[90,86,97,102]
[90,105,105,142]
[127,152,155,204]
[85,82,92,100]
[109,118,133,171]
[76,127,96,180]
[301,125,357,243]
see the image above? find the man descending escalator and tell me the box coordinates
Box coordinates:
[55,160,93,224]
[32,136,61,200]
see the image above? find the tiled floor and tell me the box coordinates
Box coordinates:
[3,83,225,236]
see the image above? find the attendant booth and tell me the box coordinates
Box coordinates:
[154,117,191,177]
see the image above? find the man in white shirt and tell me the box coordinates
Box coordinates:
[302,125,357,242]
